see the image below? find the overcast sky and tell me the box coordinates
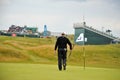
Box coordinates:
[0,0,120,37]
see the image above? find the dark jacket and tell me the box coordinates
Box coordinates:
[55,36,72,50]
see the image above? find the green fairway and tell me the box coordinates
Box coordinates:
[0,63,120,80]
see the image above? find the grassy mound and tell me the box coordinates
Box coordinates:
[0,36,120,68]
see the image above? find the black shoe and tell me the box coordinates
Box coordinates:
[58,65,62,71]
[63,65,66,70]
[59,69,62,71]
[63,67,66,70]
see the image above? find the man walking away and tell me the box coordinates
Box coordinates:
[54,32,72,71]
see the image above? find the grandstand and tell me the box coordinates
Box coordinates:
[74,22,120,45]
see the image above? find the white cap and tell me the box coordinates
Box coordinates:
[61,32,65,35]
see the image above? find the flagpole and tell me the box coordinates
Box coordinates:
[83,45,85,70]
[75,32,86,70]
[82,19,86,70]
[83,34,86,70]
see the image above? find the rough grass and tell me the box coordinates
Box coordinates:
[0,36,120,69]
[0,47,28,62]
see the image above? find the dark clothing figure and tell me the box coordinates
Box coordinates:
[55,33,72,71]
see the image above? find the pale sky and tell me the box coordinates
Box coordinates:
[0,0,120,37]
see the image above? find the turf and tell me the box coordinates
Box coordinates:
[0,63,120,80]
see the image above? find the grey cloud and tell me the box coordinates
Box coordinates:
[52,0,86,2]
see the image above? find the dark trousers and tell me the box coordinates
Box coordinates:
[58,49,67,70]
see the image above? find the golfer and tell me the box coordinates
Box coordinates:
[54,32,72,71]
